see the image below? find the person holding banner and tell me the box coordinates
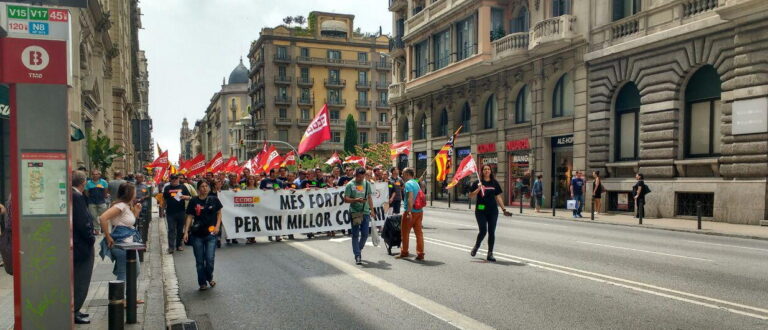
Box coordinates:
[183,180,222,291]
[468,165,510,262]
[261,169,286,242]
[343,167,376,265]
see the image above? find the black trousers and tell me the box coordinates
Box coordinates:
[636,198,645,218]
[474,210,499,254]
[73,248,95,314]
[391,200,402,214]
[167,212,186,249]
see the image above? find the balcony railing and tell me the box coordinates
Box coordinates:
[274,95,291,105]
[324,78,346,88]
[273,54,291,63]
[297,76,314,86]
[375,61,392,70]
[358,121,372,128]
[297,56,371,68]
[356,100,371,108]
[356,81,371,89]
[274,75,292,84]
[325,99,347,107]
[683,0,719,17]
[376,121,390,129]
[404,0,470,37]
[330,119,344,126]
[274,118,293,126]
[253,100,265,109]
[492,32,529,60]
[297,118,311,126]
[389,0,407,11]
[297,96,314,106]
[376,100,389,108]
[389,36,405,52]
[376,81,391,90]
[529,15,578,51]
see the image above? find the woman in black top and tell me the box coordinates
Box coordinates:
[183,180,223,291]
[592,171,604,215]
[468,165,509,262]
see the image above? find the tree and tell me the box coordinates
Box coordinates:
[86,129,124,175]
[353,143,392,168]
[283,16,293,26]
[343,114,358,154]
[293,15,306,26]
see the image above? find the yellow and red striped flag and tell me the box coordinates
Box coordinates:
[435,126,462,182]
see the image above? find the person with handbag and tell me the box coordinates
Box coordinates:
[343,167,376,265]
[592,171,604,215]
[570,171,586,218]
[183,180,222,291]
[98,182,143,297]
[468,165,511,262]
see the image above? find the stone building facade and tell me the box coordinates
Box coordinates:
[247,11,391,158]
[585,0,768,224]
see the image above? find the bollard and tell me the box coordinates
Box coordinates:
[591,199,595,221]
[552,192,556,216]
[126,250,138,324]
[638,201,643,225]
[108,281,125,330]
[468,195,471,209]
[448,192,451,208]
[430,191,433,207]
[696,201,702,230]
[519,191,523,214]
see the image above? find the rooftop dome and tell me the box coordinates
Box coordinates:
[228,58,249,84]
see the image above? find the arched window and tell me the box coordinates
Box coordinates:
[435,109,448,137]
[515,85,532,123]
[615,82,640,161]
[553,73,574,118]
[553,0,571,16]
[418,113,427,139]
[484,95,496,129]
[461,102,471,132]
[400,118,409,141]
[685,65,722,157]
[511,7,530,33]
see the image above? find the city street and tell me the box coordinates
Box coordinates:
[173,208,768,329]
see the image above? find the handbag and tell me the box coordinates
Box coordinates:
[566,199,578,210]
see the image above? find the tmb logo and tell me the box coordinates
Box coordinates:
[21,46,49,71]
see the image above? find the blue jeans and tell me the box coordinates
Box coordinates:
[350,214,370,258]
[191,234,217,286]
[112,246,140,282]
[573,194,584,216]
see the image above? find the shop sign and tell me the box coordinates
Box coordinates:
[506,138,530,151]
[481,157,498,165]
[456,147,471,158]
[551,134,573,147]
[732,97,768,135]
[417,152,427,160]
[0,37,68,84]
[512,154,529,164]
[617,192,630,211]
[478,143,496,154]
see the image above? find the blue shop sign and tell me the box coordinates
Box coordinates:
[456,147,471,158]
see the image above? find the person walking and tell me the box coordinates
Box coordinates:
[98,183,143,292]
[570,171,586,218]
[183,180,222,291]
[163,175,191,253]
[592,171,604,215]
[107,170,126,203]
[532,174,544,213]
[400,167,425,260]
[85,170,109,234]
[633,173,647,219]
[468,165,509,262]
[72,171,96,324]
[343,167,375,265]
[388,167,404,214]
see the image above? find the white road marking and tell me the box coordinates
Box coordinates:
[418,236,768,321]
[287,241,494,330]
[683,240,768,253]
[430,220,478,228]
[329,237,351,242]
[575,241,714,262]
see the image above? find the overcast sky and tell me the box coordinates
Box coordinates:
[140,0,392,162]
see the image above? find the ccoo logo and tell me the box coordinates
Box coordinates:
[21,46,49,71]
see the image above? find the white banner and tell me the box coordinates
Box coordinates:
[219,182,389,238]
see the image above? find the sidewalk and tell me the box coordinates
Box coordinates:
[426,200,768,240]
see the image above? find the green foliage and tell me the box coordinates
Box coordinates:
[490,26,506,41]
[86,129,124,175]
[353,143,392,168]
[343,114,358,154]
[308,12,317,33]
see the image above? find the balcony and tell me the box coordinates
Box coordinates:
[389,0,406,11]
[273,54,291,63]
[274,75,292,85]
[356,80,371,90]
[297,96,314,106]
[375,61,392,71]
[358,121,372,128]
[297,118,311,126]
[250,58,264,75]
[389,83,405,102]
[274,117,293,126]
[404,0,472,39]
[376,100,389,109]
[324,78,346,88]
[356,100,371,109]
[330,119,344,126]
[297,56,371,68]
[389,36,405,57]
[492,32,529,61]
[274,95,291,105]
[253,100,265,110]
[248,81,264,95]
[376,121,390,129]
[529,15,579,53]
[297,76,314,86]
[325,98,347,108]
[376,81,391,90]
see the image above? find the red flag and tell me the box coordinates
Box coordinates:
[298,104,331,154]
[343,155,367,167]
[446,154,477,189]
[390,141,412,160]
[205,152,225,173]
[325,151,341,165]
[153,165,167,184]
[256,145,276,173]
[280,151,297,167]
[186,154,208,177]
[221,156,239,173]
[264,154,284,173]
[147,150,169,168]
[261,148,281,172]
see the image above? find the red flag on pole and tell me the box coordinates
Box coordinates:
[221,156,239,173]
[184,154,207,176]
[147,150,169,168]
[390,141,412,160]
[264,154,284,173]
[446,154,478,189]
[343,155,367,167]
[153,165,167,184]
[325,151,341,165]
[205,152,225,173]
[280,151,297,167]
[256,145,276,173]
[261,148,281,172]
[298,104,331,154]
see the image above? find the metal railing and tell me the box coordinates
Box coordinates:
[356,80,371,89]
[274,95,291,104]
[274,75,292,84]
[273,54,291,63]
[356,100,371,108]
[297,96,314,105]
[297,76,314,85]
[324,78,346,87]
[325,98,347,107]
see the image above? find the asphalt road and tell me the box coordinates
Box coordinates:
[173,207,768,329]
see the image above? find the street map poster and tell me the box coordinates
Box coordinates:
[21,152,67,216]
[219,182,390,238]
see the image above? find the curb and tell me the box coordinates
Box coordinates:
[425,205,768,241]
[158,216,197,329]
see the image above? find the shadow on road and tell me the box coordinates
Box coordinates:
[401,259,445,267]
[362,260,392,270]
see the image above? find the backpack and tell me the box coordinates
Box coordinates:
[414,188,426,210]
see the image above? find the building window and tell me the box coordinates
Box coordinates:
[685,65,722,157]
[331,131,342,143]
[491,8,504,39]
[359,112,368,122]
[418,114,427,139]
[358,91,369,102]
[435,108,448,137]
[358,71,368,84]
[327,50,341,60]
[433,29,451,70]
[515,85,531,123]
[460,102,471,132]
[553,73,574,117]
[328,89,341,103]
[456,15,476,61]
[414,40,429,78]
[615,82,640,161]
[400,118,409,141]
[379,112,388,123]
[359,132,368,144]
[613,0,641,21]
[553,0,572,16]
[358,52,368,62]
[329,69,340,82]
[484,95,496,129]
[278,86,288,98]
[301,108,310,120]
[330,110,340,120]
[276,46,288,58]
[278,108,287,118]
[278,129,288,141]
[278,66,287,78]
[511,7,530,33]
[301,88,311,100]
[379,132,389,143]
[300,47,309,57]
[300,67,309,79]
